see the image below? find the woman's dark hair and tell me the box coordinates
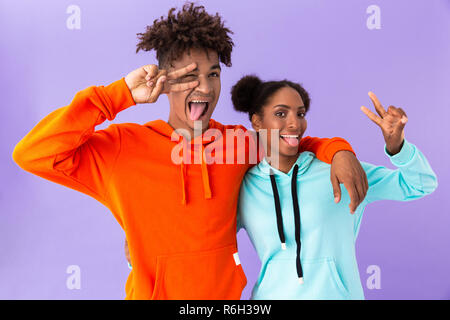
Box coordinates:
[136,2,234,68]
[231,75,311,120]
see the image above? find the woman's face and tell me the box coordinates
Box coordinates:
[252,86,307,159]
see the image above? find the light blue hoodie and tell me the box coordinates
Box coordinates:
[237,140,437,300]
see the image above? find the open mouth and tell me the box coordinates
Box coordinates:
[188,100,209,121]
[280,134,300,147]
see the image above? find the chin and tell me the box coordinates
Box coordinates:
[280,147,300,158]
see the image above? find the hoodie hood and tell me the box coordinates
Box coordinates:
[252,151,315,178]
[143,119,224,205]
[144,119,224,141]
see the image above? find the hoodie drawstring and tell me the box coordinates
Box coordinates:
[180,146,187,205]
[201,145,212,199]
[269,169,286,250]
[180,161,187,205]
[269,164,304,284]
[179,142,212,205]
[291,164,304,284]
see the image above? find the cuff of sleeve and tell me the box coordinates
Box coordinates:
[101,77,137,117]
[385,139,415,166]
[327,138,356,163]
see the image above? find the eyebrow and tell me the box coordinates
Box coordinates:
[274,104,306,110]
[191,64,222,72]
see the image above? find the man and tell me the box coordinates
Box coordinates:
[13,3,367,299]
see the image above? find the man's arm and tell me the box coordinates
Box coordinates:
[12,78,136,208]
[12,63,198,206]
[300,136,369,213]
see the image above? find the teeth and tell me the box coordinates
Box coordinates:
[191,100,208,103]
[281,135,299,138]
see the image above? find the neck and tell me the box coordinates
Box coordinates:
[269,154,299,174]
[167,118,208,142]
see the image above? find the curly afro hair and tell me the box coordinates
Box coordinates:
[136,2,234,68]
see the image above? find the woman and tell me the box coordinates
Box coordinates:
[233,75,437,300]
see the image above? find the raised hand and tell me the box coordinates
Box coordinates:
[124,63,199,104]
[361,92,408,155]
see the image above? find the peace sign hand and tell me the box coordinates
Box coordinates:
[360,92,408,155]
[125,62,199,104]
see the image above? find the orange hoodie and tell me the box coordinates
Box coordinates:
[12,78,355,300]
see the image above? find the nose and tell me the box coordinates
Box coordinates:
[286,113,300,130]
[195,74,213,95]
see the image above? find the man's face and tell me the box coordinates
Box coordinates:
[166,48,221,135]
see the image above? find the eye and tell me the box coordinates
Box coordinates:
[298,112,306,118]
[275,111,286,118]
[180,74,198,83]
[209,72,220,77]
[183,74,197,80]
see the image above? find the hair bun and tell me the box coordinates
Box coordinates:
[231,75,262,114]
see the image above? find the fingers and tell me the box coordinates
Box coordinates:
[170,79,200,92]
[387,105,408,129]
[148,75,167,102]
[397,107,408,124]
[361,106,383,127]
[368,91,387,118]
[333,173,366,214]
[387,105,401,118]
[330,172,341,203]
[363,167,369,196]
[397,107,407,118]
[143,64,159,80]
[144,67,166,92]
[352,160,368,212]
[167,62,197,80]
[156,62,199,94]
[351,163,368,213]
[354,178,366,211]
[146,69,166,87]
[330,151,367,214]
[344,180,360,214]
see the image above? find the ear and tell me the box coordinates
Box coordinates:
[251,113,262,132]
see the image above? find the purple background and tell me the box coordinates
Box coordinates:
[1,0,449,299]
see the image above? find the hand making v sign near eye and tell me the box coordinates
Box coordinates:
[361,92,408,155]
[125,62,199,104]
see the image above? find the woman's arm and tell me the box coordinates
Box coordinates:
[360,92,437,203]
[362,140,437,203]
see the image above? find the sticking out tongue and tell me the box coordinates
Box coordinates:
[189,102,207,121]
[282,137,299,147]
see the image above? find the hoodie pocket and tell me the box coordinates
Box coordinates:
[254,257,350,300]
[151,245,247,300]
